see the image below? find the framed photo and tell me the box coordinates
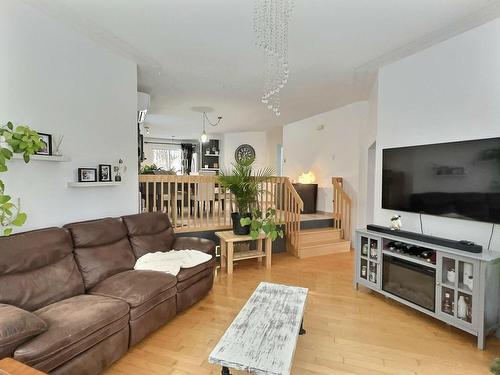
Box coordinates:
[78,168,97,182]
[98,164,112,182]
[36,133,52,156]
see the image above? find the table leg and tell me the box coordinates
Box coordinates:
[257,237,263,263]
[227,242,234,275]
[221,366,231,375]
[265,237,272,268]
[299,319,306,335]
[220,241,227,270]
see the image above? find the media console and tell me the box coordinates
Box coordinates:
[355,227,500,349]
[366,224,483,253]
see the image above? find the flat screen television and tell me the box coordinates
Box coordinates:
[382,137,500,224]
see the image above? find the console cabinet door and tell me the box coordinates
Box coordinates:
[436,252,479,331]
[356,233,381,290]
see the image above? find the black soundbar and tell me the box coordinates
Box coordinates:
[366,224,483,253]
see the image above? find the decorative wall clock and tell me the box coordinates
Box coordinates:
[235,144,256,162]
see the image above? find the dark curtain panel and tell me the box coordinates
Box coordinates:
[181,143,194,174]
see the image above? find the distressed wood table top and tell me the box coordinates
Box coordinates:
[208,282,308,375]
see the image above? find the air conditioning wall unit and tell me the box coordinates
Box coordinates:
[137,92,150,123]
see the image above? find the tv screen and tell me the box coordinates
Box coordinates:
[382,137,500,224]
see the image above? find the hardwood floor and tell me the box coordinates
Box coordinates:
[105,252,499,375]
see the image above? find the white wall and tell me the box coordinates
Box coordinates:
[0,0,138,231]
[283,102,369,231]
[357,80,379,228]
[265,126,284,174]
[375,17,500,250]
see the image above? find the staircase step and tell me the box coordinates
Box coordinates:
[300,218,334,230]
[298,240,351,259]
[300,228,343,246]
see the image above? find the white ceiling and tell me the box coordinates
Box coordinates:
[25,0,500,138]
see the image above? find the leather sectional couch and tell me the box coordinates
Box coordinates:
[0,212,216,374]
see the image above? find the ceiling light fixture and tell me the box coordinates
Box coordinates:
[200,112,222,143]
[254,0,294,116]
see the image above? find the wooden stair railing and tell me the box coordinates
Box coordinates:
[282,178,304,257]
[138,175,303,254]
[332,177,352,241]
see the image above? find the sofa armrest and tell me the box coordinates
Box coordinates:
[171,237,216,257]
[0,304,47,359]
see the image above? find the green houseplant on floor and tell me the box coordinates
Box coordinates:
[218,157,274,235]
[0,122,44,235]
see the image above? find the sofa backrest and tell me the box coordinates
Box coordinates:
[122,212,175,258]
[0,228,84,311]
[64,218,136,290]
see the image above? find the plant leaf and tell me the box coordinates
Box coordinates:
[11,212,27,226]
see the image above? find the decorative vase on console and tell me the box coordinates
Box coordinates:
[442,292,454,315]
[457,295,467,320]
[361,265,367,278]
[362,243,369,256]
[390,215,402,230]
[446,267,456,283]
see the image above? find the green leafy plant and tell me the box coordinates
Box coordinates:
[140,164,176,175]
[218,157,274,213]
[492,357,500,375]
[0,122,44,235]
[240,207,284,241]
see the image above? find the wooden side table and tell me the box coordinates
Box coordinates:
[0,359,46,375]
[215,231,272,275]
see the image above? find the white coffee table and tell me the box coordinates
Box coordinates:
[209,282,308,375]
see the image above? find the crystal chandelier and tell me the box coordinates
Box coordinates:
[254,0,294,116]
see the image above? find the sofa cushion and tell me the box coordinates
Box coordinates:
[176,267,214,293]
[0,304,47,358]
[177,256,216,283]
[172,236,216,257]
[0,228,84,311]
[14,294,129,371]
[89,270,177,320]
[122,212,175,258]
[65,218,136,290]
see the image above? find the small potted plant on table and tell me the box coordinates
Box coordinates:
[218,157,273,235]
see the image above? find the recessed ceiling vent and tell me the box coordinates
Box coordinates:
[137,92,150,123]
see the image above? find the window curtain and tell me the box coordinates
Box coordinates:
[181,143,194,175]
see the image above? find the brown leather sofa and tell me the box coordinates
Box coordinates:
[0,212,216,374]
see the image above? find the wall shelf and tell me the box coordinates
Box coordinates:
[67,182,122,188]
[12,154,70,162]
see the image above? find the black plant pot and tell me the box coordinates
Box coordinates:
[231,212,251,235]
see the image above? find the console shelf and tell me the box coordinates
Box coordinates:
[355,228,500,350]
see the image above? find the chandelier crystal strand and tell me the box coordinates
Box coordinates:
[254,0,293,116]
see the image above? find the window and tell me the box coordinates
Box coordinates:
[152,147,182,173]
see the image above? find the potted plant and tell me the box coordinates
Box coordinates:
[218,157,273,235]
[140,164,176,175]
[240,208,284,241]
[492,358,500,375]
[0,122,44,235]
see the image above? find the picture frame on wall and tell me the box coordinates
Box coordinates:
[36,133,52,156]
[78,168,97,182]
[98,164,112,182]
